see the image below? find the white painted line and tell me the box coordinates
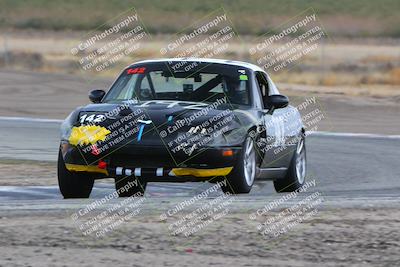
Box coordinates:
[308,131,400,139]
[1,116,399,140]
[0,116,63,123]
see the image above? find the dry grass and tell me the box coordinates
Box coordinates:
[389,68,400,85]
[1,0,400,37]
[1,32,400,89]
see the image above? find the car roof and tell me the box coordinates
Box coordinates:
[130,58,265,72]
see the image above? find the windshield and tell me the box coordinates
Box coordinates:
[103,61,251,105]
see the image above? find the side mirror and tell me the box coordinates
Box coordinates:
[89,89,105,103]
[264,94,289,114]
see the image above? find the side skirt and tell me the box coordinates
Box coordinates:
[256,167,287,180]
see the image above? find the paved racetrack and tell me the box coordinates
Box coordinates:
[0,117,399,206]
[0,105,399,267]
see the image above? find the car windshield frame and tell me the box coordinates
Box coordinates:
[102,61,252,106]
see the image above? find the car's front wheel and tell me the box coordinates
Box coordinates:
[274,135,306,192]
[57,150,94,198]
[222,136,256,194]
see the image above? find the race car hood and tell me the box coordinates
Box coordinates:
[79,100,256,129]
[64,100,257,157]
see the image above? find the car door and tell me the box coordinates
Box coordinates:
[255,72,298,169]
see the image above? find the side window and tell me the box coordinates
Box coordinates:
[116,75,139,100]
[256,72,269,97]
[255,71,270,108]
[137,75,153,100]
[265,73,280,95]
[140,75,150,90]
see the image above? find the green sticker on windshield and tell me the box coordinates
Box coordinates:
[239,74,248,81]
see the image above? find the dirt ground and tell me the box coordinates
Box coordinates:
[0,160,56,186]
[0,159,398,266]
[0,160,117,186]
[0,207,399,267]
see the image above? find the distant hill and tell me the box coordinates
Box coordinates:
[0,0,399,37]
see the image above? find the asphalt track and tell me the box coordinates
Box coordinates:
[0,116,399,209]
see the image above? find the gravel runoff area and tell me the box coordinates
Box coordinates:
[0,206,399,267]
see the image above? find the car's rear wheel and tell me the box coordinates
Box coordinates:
[115,176,147,197]
[57,150,94,198]
[274,135,306,192]
[222,136,256,194]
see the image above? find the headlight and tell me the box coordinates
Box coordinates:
[206,132,227,146]
[60,109,80,141]
[207,125,246,147]
[223,127,247,145]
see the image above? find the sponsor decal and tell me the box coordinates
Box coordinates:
[137,119,152,141]
[69,125,111,146]
[127,67,146,74]
[91,144,100,155]
[79,114,106,124]
[239,74,248,80]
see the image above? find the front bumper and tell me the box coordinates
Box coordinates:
[61,142,240,180]
[65,164,233,181]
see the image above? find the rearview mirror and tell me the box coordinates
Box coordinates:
[89,89,105,103]
[264,94,289,113]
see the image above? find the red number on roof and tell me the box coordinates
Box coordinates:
[127,67,146,74]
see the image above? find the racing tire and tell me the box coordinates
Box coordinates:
[222,136,256,194]
[115,176,147,197]
[57,150,94,199]
[274,135,306,192]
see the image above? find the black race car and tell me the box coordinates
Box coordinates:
[58,58,306,198]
